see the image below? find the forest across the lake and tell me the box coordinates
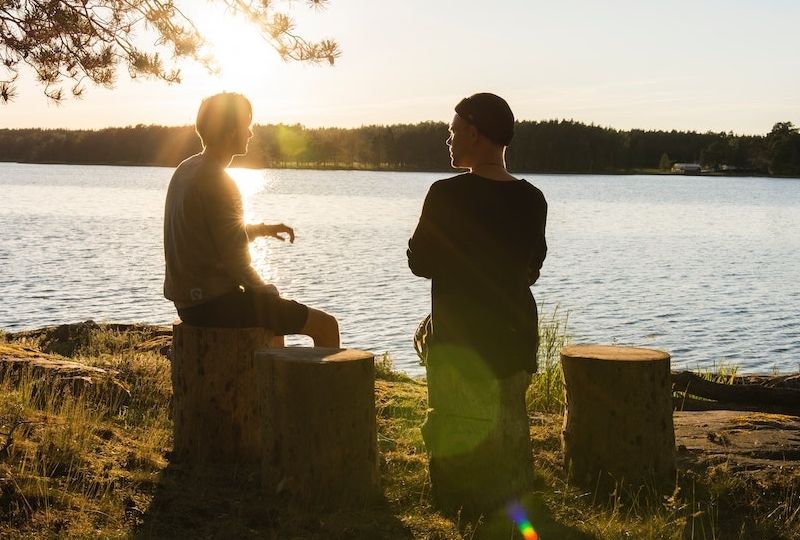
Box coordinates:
[1,120,799,177]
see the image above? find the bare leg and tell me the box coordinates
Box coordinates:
[269,335,285,347]
[300,308,340,348]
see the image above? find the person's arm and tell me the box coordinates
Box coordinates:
[527,196,548,286]
[201,175,269,290]
[407,184,442,279]
[245,223,295,243]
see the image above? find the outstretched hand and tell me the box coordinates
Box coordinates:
[262,223,295,243]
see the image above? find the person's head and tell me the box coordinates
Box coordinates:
[195,92,253,156]
[447,92,514,169]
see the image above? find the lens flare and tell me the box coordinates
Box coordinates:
[506,502,540,540]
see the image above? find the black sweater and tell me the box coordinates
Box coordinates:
[407,173,548,377]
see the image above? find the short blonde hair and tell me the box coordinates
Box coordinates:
[195,92,252,148]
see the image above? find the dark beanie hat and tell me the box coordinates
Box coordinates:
[455,92,514,146]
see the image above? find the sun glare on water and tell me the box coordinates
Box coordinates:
[228,167,274,281]
[228,167,269,203]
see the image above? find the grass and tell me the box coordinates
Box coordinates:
[528,306,570,414]
[0,328,172,538]
[694,359,740,385]
[0,319,798,538]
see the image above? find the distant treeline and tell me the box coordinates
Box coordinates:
[1,120,799,176]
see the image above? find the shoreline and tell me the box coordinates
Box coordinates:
[4,320,799,379]
[1,159,795,179]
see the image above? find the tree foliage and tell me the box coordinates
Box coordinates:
[1,120,798,177]
[0,0,339,102]
[765,122,800,176]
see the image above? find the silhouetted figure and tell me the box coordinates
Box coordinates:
[164,92,339,347]
[407,93,547,517]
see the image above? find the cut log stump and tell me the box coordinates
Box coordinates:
[561,345,676,492]
[256,347,380,507]
[170,323,273,464]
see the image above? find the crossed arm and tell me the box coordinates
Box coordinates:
[409,183,548,285]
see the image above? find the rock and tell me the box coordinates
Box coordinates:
[0,344,130,410]
[36,320,101,356]
[7,321,173,358]
[675,410,800,482]
[134,335,172,357]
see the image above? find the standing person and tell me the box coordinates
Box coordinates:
[407,93,547,517]
[164,92,339,347]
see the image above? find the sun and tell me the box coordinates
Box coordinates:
[185,3,284,95]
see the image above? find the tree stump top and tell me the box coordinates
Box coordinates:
[561,344,670,363]
[258,347,373,364]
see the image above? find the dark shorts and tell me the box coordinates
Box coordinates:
[177,288,309,335]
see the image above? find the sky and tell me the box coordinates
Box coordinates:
[2,0,799,134]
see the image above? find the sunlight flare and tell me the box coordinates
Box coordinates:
[506,502,540,540]
[186,4,284,96]
[228,167,269,202]
[227,167,273,283]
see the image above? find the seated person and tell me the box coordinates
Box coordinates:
[163,92,339,347]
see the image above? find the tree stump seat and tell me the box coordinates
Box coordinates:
[170,323,274,464]
[256,347,380,507]
[560,344,676,492]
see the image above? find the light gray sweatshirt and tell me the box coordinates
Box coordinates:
[163,153,265,308]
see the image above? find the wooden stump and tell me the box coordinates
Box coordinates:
[256,347,380,507]
[561,345,676,492]
[170,323,273,464]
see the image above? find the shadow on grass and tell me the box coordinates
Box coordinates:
[455,491,598,540]
[135,461,415,539]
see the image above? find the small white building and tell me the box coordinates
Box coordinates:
[671,163,702,174]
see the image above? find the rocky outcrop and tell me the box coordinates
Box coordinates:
[675,410,800,483]
[0,339,131,411]
[7,320,172,358]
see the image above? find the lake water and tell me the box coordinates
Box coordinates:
[1,162,799,376]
